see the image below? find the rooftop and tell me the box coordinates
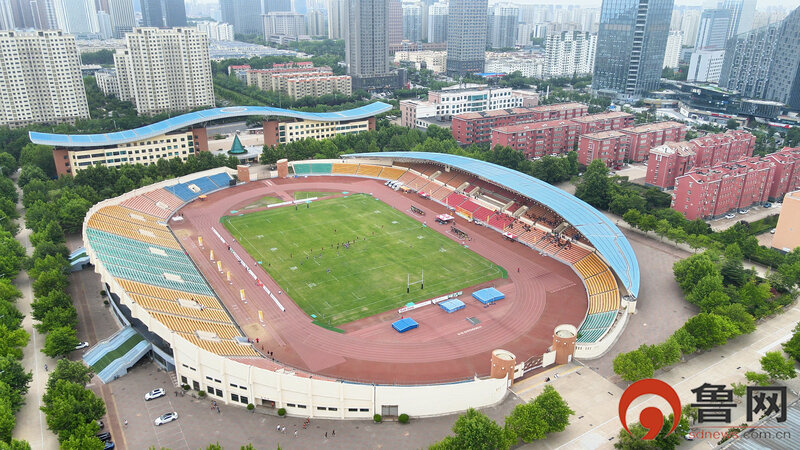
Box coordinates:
[454,108,535,120]
[580,130,628,139]
[493,119,577,133]
[29,103,393,148]
[650,141,694,157]
[530,102,587,112]
[621,121,685,133]
[345,152,640,296]
[569,111,633,123]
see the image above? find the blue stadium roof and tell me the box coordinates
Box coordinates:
[346,152,641,297]
[28,102,393,148]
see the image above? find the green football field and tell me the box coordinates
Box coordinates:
[222,194,504,326]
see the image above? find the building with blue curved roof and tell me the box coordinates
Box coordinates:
[29,102,392,176]
[344,151,641,297]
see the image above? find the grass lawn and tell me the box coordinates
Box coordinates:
[244,195,283,209]
[90,334,145,373]
[293,191,338,200]
[223,194,504,326]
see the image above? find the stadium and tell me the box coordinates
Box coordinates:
[44,107,640,419]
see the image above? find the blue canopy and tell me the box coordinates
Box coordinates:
[472,288,506,305]
[392,318,419,333]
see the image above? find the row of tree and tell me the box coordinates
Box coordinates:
[40,360,106,449]
[429,386,573,449]
[613,243,798,382]
[0,151,32,447]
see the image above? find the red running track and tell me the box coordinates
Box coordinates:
[170,176,587,384]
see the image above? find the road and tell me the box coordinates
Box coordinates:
[10,175,59,450]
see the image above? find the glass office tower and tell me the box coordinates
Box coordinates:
[593,0,674,101]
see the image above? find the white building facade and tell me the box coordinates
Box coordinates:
[0,30,89,128]
[544,31,597,78]
[197,21,235,41]
[663,30,683,68]
[114,27,215,115]
[688,49,726,83]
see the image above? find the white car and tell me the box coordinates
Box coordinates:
[154,412,178,426]
[74,342,89,350]
[738,209,750,214]
[144,388,165,401]
[724,213,735,219]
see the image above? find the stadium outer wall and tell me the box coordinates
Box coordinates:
[82,167,509,419]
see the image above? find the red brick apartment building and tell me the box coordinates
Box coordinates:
[645,142,694,189]
[620,121,687,162]
[672,147,800,219]
[690,130,756,167]
[491,119,581,158]
[577,130,629,167]
[569,111,634,135]
[644,130,757,189]
[452,102,588,145]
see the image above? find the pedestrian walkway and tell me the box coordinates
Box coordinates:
[10,176,59,450]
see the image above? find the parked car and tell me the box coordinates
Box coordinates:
[738,209,750,214]
[154,412,178,426]
[763,202,773,208]
[103,441,115,449]
[145,388,166,401]
[771,228,776,234]
[96,432,111,442]
[74,341,89,350]
[724,213,735,219]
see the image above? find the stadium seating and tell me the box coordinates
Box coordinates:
[332,163,359,175]
[378,167,407,180]
[209,173,233,188]
[149,311,240,339]
[445,172,472,189]
[143,188,184,211]
[505,202,522,214]
[577,311,617,343]
[555,244,591,264]
[128,293,230,322]
[355,164,383,178]
[397,171,420,185]
[120,195,172,219]
[472,207,494,222]
[116,279,221,308]
[487,213,514,230]
[458,200,481,213]
[574,254,607,279]
[180,334,260,357]
[407,176,431,191]
[293,163,312,174]
[430,185,454,202]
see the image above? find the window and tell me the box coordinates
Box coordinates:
[231,393,239,402]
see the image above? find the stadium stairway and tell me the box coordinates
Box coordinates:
[68,247,90,272]
[83,327,152,383]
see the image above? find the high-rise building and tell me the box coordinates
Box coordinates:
[345,0,395,89]
[108,0,135,38]
[516,23,533,47]
[486,3,518,49]
[427,1,447,43]
[680,8,701,47]
[663,30,683,68]
[593,0,674,101]
[402,1,422,42]
[544,31,597,78]
[0,30,89,128]
[687,49,725,83]
[695,8,730,50]
[9,0,57,29]
[263,0,291,12]
[53,0,99,37]
[446,0,488,76]
[263,11,306,38]
[196,20,234,41]
[114,27,214,115]
[719,22,780,100]
[327,0,346,39]
[388,0,402,45]
[1,0,15,29]
[305,8,326,36]
[764,7,800,110]
[721,0,756,39]
[97,11,113,39]
[141,0,188,27]
[221,0,262,35]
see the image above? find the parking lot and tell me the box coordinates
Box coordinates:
[708,202,781,232]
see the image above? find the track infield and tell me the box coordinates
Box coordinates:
[222,194,504,326]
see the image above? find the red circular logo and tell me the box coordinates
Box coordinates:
[619,379,682,440]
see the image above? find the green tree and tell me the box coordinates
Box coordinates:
[622,209,642,227]
[726,119,739,130]
[42,326,79,358]
[41,379,105,441]
[613,349,655,382]
[0,439,32,450]
[760,351,797,380]
[35,305,78,333]
[532,385,574,433]
[682,313,739,350]
[433,408,508,450]
[16,166,48,188]
[505,401,548,443]
[31,290,72,322]
[783,322,800,363]
[575,160,612,209]
[786,126,800,147]
[672,253,716,293]
[47,359,94,390]
[0,356,32,405]
[31,269,69,299]
[687,273,727,310]
[713,303,756,334]
[737,281,773,317]
[18,144,56,178]
[59,423,103,450]
[614,411,689,450]
[0,400,15,444]
[745,371,770,386]
[609,193,647,216]
[670,328,696,354]
[0,326,29,360]
[0,153,16,177]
